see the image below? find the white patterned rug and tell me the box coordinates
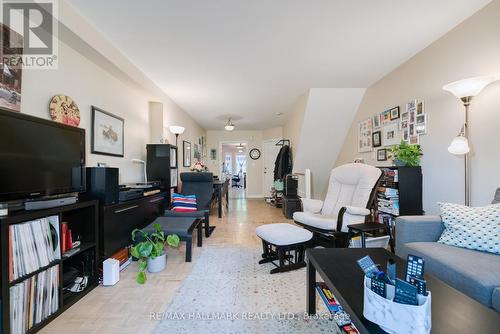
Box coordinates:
[154,245,337,334]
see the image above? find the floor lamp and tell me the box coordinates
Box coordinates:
[443,75,499,206]
[169,125,185,147]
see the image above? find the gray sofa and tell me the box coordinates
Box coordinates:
[396,212,500,312]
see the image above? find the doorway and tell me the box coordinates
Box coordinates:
[262,139,282,198]
[221,142,247,198]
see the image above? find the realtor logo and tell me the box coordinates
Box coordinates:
[1,0,58,69]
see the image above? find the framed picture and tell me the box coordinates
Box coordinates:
[377,149,387,161]
[183,140,191,167]
[193,143,200,161]
[91,106,124,157]
[416,114,427,135]
[389,106,400,120]
[372,131,382,147]
[406,100,416,113]
[401,111,409,121]
[381,110,391,125]
[416,100,425,115]
[372,115,381,130]
[1,24,23,112]
[382,123,400,147]
[409,135,420,145]
[403,128,409,142]
[409,123,415,136]
[210,148,217,160]
[357,118,373,153]
[409,111,415,123]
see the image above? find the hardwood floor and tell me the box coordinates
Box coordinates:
[41,198,290,334]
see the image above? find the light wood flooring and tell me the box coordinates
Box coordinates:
[41,198,289,334]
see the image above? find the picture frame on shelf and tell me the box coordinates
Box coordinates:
[389,106,400,120]
[377,148,387,161]
[372,131,382,147]
[183,140,191,167]
[91,106,124,157]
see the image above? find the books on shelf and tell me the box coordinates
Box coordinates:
[9,216,61,282]
[9,265,60,334]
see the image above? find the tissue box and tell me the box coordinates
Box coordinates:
[363,277,431,334]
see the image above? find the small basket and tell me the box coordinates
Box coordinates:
[363,277,431,334]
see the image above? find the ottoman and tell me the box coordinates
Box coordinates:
[256,223,313,274]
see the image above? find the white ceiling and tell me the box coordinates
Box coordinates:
[67,0,490,130]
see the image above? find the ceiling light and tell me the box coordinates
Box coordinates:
[238,149,243,153]
[224,119,235,131]
[236,143,244,149]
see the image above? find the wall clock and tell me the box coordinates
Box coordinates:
[49,95,80,127]
[249,148,261,160]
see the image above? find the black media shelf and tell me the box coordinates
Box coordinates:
[0,200,99,334]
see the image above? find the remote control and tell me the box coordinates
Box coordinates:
[408,276,428,296]
[357,256,378,276]
[405,254,425,281]
[371,278,386,298]
[393,278,418,306]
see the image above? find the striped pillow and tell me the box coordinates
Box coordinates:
[171,193,197,212]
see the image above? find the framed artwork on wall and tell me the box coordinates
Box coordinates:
[357,118,373,152]
[183,140,191,167]
[91,106,124,157]
[377,149,387,161]
[389,106,400,120]
[210,148,217,160]
[372,131,382,147]
[382,122,400,147]
[372,115,381,130]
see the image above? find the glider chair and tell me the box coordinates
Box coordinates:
[164,172,215,237]
[293,163,382,248]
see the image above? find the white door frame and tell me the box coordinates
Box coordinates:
[219,140,248,188]
[262,138,281,198]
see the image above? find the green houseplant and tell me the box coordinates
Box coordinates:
[388,140,423,167]
[131,224,180,284]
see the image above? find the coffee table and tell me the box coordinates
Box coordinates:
[306,248,500,333]
[143,217,202,262]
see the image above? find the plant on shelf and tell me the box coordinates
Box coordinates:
[388,140,423,167]
[131,223,180,284]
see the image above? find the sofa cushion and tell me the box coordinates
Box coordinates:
[493,188,500,204]
[437,202,500,255]
[404,241,500,308]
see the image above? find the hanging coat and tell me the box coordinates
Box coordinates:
[273,145,292,181]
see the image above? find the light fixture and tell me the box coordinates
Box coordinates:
[238,149,243,153]
[224,119,235,131]
[236,143,244,149]
[443,75,499,206]
[169,125,185,146]
[131,159,147,183]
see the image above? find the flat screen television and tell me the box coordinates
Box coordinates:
[0,108,86,201]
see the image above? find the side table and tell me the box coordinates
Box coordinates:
[347,222,394,253]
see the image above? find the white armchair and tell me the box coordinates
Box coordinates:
[293,163,382,245]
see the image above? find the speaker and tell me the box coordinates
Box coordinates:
[85,167,119,205]
[102,258,120,286]
[146,144,172,190]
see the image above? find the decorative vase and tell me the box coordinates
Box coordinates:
[394,159,406,167]
[147,252,167,273]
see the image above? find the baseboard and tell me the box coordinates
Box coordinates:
[246,194,264,199]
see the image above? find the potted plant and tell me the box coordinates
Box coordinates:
[131,223,180,284]
[388,140,423,167]
[191,161,208,172]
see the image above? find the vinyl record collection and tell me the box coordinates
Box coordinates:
[9,265,60,334]
[9,216,61,282]
[377,169,400,217]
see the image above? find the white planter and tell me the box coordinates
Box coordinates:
[147,252,167,273]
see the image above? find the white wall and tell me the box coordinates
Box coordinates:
[336,0,500,214]
[19,0,205,183]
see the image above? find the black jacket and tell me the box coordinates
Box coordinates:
[273,145,292,181]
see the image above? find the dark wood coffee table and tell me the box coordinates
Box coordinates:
[306,248,500,333]
[143,217,202,262]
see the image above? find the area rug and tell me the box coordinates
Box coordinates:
[154,245,336,334]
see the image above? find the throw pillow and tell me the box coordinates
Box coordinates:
[437,202,499,255]
[171,193,197,212]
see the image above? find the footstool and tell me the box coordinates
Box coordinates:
[256,223,313,274]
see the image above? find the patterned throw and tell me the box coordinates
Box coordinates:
[171,193,197,212]
[437,202,500,255]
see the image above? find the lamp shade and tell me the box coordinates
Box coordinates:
[169,125,185,135]
[443,75,499,99]
[448,136,470,155]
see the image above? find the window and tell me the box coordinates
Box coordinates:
[236,154,246,174]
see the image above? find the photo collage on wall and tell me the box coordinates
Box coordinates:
[358,100,428,160]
